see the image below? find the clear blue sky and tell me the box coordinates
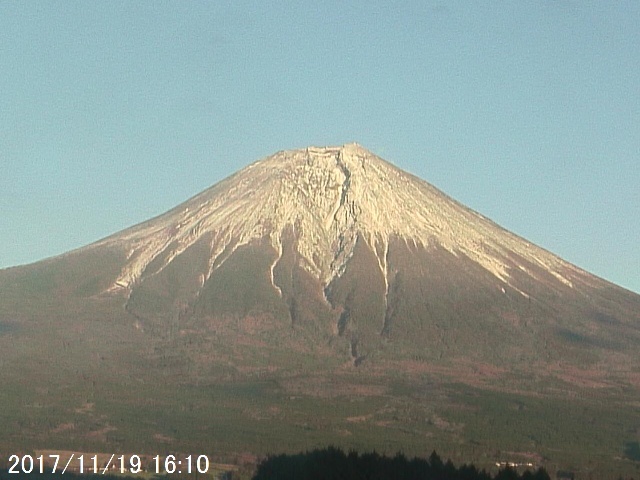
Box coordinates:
[1,1,638,294]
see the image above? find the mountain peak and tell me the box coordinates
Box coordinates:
[97,145,579,296]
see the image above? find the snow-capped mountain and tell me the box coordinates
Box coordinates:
[99,143,582,297]
[2,144,640,472]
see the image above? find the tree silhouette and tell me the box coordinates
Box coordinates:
[252,447,550,480]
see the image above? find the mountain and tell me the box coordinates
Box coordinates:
[1,144,639,476]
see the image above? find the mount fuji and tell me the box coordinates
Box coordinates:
[1,144,639,476]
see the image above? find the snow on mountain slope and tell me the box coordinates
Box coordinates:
[95,143,584,297]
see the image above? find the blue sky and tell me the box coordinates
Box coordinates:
[1,1,638,294]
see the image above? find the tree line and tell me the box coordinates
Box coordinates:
[252,447,551,480]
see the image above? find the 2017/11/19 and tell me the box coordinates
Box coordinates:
[7,453,141,474]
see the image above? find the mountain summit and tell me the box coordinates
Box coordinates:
[100,143,575,296]
[1,144,639,473]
